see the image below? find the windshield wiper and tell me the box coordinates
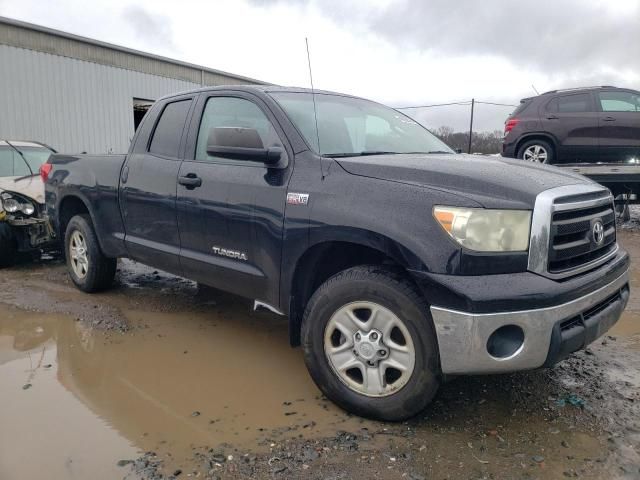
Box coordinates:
[425,150,454,154]
[325,151,400,158]
[5,140,35,177]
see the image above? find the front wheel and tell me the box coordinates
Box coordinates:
[301,266,440,421]
[65,214,117,292]
[518,139,554,164]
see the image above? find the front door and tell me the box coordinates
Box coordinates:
[597,90,640,162]
[120,97,194,274]
[176,93,292,307]
[541,92,599,163]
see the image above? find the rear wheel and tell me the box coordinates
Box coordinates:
[518,139,554,164]
[0,223,16,268]
[65,214,116,292]
[301,266,440,421]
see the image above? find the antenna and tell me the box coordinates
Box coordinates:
[305,37,324,179]
[531,84,540,95]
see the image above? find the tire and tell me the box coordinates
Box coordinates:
[301,265,440,421]
[64,214,116,292]
[615,194,631,222]
[0,223,17,268]
[517,139,554,164]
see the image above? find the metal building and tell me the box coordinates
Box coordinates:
[0,16,267,154]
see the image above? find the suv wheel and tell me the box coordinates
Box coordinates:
[518,139,554,164]
[301,266,440,421]
[65,214,117,292]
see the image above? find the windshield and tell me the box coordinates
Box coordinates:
[0,145,52,178]
[270,92,454,157]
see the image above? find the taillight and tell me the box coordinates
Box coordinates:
[504,118,520,135]
[40,163,52,183]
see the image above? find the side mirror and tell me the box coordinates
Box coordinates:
[206,127,283,166]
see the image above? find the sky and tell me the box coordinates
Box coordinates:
[1,0,638,132]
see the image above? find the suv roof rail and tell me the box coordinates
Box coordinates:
[541,86,617,95]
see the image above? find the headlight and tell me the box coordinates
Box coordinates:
[20,202,35,215]
[434,206,532,252]
[3,198,20,213]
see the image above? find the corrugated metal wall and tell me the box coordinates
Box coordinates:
[0,45,207,153]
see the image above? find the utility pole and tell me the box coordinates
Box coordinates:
[468,98,475,154]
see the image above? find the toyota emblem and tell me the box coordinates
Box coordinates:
[592,220,605,245]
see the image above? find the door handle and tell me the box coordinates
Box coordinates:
[121,165,129,184]
[546,115,559,120]
[602,116,616,122]
[178,174,202,189]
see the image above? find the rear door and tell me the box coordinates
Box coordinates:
[541,92,599,163]
[596,90,640,162]
[120,96,195,274]
[176,91,292,307]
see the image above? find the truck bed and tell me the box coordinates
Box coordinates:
[47,153,128,257]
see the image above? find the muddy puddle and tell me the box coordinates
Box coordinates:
[0,304,374,479]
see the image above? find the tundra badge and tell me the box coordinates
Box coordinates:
[212,246,248,261]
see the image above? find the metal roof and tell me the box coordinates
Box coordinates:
[0,15,269,86]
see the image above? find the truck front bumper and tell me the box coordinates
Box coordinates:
[412,250,630,375]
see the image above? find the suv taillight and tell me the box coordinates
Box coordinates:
[504,118,520,135]
[40,163,52,183]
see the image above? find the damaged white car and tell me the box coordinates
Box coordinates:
[0,140,56,267]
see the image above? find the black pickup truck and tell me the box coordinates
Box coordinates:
[44,86,630,421]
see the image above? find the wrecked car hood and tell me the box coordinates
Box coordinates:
[0,176,44,204]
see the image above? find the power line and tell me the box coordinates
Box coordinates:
[396,99,517,110]
[475,101,518,107]
[395,101,471,110]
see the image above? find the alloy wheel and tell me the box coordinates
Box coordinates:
[324,301,415,397]
[523,144,548,163]
[69,230,89,279]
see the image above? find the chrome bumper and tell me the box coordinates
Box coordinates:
[430,269,629,375]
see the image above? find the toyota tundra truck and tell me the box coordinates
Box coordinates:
[44,86,630,421]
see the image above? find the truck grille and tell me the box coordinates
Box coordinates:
[548,200,616,274]
[528,185,618,280]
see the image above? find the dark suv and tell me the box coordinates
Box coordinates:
[502,86,640,164]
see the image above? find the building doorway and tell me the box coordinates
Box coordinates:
[133,98,154,131]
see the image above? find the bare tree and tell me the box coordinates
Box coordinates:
[433,127,503,155]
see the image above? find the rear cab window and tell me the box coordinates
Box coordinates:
[149,99,192,158]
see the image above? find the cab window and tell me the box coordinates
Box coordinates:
[195,97,281,163]
[149,99,192,158]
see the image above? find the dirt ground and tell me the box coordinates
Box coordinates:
[0,230,639,479]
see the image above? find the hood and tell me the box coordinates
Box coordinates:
[0,176,44,204]
[336,153,593,209]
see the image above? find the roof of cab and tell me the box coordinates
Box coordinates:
[158,84,364,103]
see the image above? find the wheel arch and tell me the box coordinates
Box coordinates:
[56,193,104,252]
[284,230,426,346]
[515,133,558,159]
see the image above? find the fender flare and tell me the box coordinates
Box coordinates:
[56,191,108,253]
[281,226,427,345]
